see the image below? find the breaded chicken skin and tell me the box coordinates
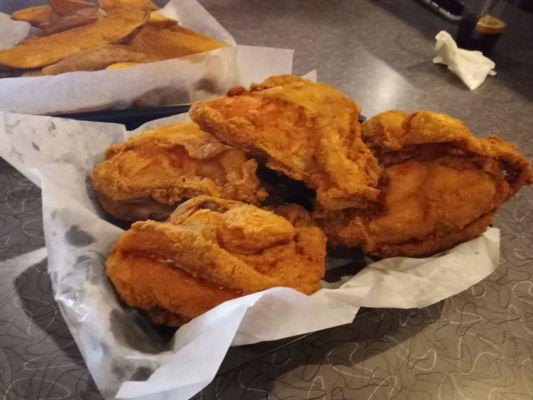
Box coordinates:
[317,110,532,257]
[190,75,382,211]
[106,196,326,326]
[92,122,267,221]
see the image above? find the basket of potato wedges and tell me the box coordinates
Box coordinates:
[0,0,228,77]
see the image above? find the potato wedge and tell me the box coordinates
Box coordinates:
[98,0,158,11]
[10,5,60,28]
[128,25,227,60]
[48,0,95,15]
[106,62,140,70]
[0,8,149,69]
[42,45,153,74]
[11,4,96,34]
[39,8,98,35]
[146,12,178,29]
[22,70,45,77]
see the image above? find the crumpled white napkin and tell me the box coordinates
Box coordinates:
[433,31,496,90]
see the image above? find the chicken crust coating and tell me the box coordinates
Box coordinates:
[106,196,326,326]
[92,122,267,221]
[317,110,532,258]
[190,75,382,211]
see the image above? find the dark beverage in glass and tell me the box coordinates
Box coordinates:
[455,0,507,55]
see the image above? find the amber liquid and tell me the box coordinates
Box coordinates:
[456,14,505,55]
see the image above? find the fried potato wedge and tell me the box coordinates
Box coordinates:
[42,44,154,74]
[0,8,149,69]
[11,4,97,35]
[10,5,59,28]
[22,70,45,77]
[48,0,95,15]
[98,0,158,11]
[146,11,178,29]
[128,25,227,60]
[39,8,98,35]
[106,62,140,70]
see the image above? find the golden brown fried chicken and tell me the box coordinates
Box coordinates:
[106,196,326,326]
[190,75,382,211]
[92,122,267,221]
[317,110,532,257]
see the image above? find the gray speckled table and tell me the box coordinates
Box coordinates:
[1,1,532,399]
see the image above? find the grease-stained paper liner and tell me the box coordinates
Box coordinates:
[0,111,500,400]
[0,0,294,114]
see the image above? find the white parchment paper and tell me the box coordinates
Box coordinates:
[0,12,30,49]
[0,0,294,114]
[0,111,500,400]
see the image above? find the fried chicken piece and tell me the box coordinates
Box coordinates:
[106,196,326,326]
[190,75,382,211]
[92,122,267,221]
[317,110,532,258]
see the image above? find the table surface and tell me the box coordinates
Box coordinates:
[1,0,532,399]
